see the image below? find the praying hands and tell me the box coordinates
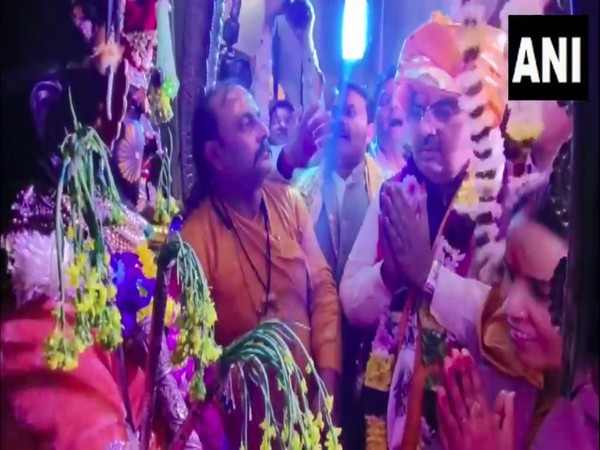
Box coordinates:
[436,349,515,450]
[379,181,433,293]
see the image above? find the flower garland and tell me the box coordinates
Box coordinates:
[221,321,340,450]
[156,0,180,98]
[147,1,179,126]
[148,0,179,124]
[165,330,227,450]
[171,321,342,450]
[166,215,340,449]
[454,0,507,282]
[364,308,403,450]
[170,235,222,401]
[44,94,125,371]
[148,69,176,124]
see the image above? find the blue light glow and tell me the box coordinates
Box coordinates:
[342,0,368,62]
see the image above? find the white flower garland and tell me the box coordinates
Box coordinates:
[505,168,548,211]
[454,0,507,283]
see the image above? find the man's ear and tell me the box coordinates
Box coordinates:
[204,140,224,172]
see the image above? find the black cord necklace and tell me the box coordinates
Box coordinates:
[210,195,273,315]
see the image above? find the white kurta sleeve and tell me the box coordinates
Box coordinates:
[429,267,491,344]
[339,190,392,328]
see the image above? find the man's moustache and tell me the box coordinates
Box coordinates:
[254,140,271,163]
[417,134,441,152]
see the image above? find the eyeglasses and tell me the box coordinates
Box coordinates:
[407,97,460,124]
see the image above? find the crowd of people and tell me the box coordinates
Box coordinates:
[0,1,597,450]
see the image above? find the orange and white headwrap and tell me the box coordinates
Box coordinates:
[394,9,512,284]
[395,12,508,127]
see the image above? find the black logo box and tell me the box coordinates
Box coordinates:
[507,15,589,101]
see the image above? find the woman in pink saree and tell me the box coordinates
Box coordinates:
[432,144,598,450]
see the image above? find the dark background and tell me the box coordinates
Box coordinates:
[1,0,88,231]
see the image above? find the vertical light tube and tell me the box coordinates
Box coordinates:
[342,0,368,62]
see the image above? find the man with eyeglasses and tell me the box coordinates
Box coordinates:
[338,13,509,449]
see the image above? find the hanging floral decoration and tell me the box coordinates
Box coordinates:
[169,235,222,401]
[172,321,341,450]
[223,321,341,450]
[153,131,180,225]
[44,94,125,371]
[165,212,339,448]
[454,0,507,282]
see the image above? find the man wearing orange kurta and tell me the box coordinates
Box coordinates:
[181,80,341,450]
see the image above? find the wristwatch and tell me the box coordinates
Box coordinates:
[423,260,441,298]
